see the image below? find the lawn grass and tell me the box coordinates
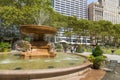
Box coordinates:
[102,48,120,55]
[84,47,120,55]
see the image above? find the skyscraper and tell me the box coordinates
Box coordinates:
[52,0,88,19]
[102,0,120,24]
[88,2,103,21]
[88,0,120,24]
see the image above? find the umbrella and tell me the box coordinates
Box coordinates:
[59,40,68,43]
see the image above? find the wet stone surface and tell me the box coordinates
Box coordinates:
[102,62,120,80]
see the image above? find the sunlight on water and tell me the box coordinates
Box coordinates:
[0,59,12,64]
[63,57,73,60]
[55,60,61,62]
[44,60,51,62]
[62,57,80,61]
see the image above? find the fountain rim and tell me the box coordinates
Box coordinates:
[0,62,91,79]
[0,54,92,79]
[20,25,57,35]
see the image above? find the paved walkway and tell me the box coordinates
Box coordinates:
[80,69,105,80]
[81,52,120,63]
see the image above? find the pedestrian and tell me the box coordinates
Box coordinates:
[111,49,115,54]
[92,46,95,53]
[71,46,74,53]
[61,43,66,53]
[74,45,77,53]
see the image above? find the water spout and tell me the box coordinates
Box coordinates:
[33,9,49,25]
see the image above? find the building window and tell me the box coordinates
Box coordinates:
[119,0,120,6]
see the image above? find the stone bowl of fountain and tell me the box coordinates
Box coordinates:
[20,25,57,34]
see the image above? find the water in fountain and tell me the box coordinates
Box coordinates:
[0,53,86,70]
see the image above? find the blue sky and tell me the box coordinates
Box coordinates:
[88,0,98,4]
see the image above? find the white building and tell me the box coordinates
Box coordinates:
[54,27,90,45]
[52,0,88,19]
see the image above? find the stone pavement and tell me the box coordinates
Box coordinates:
[81,52,120,63]
[80,69,105,80]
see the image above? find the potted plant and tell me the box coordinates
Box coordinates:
[89,45,107,69]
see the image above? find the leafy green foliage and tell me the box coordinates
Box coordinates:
[0,0,120,48]
[0,0,54,26]
[89,45,106,69]
[0,42,11,49]
[92,45,103,57]
[93,55,107,69]
[0,6,24,26]
[89,54,107,69]
[0,42,11,52]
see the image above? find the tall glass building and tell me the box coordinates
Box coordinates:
[52,0,88,19]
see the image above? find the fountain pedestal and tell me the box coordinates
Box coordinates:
[20,25,57,58]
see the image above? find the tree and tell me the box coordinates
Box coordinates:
[0,0,54,26]
[112,24,120,46]
[92,21,102,44]
[50,12,68,29]
[98,20,113,46]
[64,16,78,43]
[78,19,90,44]
[0,6,24,26]
[87,20,94,45]
[0,0,14,6]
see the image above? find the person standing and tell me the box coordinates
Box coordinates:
[71,46,74,54]
[111,48,115,54]
[62,43,67,53]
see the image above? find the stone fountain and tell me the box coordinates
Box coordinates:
[20,25,57,58]
[0,25,91,80]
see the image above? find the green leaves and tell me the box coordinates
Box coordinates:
[0,42,11,49]
[0,0,53,26]
[92,45,103,57]
[89,45,107,69]
[0,6,24,26]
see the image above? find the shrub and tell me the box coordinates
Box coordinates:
[92,45,103,57]
[0,42,11,52]
[89,45,106,69]
[89,55,107,69]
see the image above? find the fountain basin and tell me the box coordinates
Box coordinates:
[0,53,91,80]
[0,53,86,70]
[0,62,91,80]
